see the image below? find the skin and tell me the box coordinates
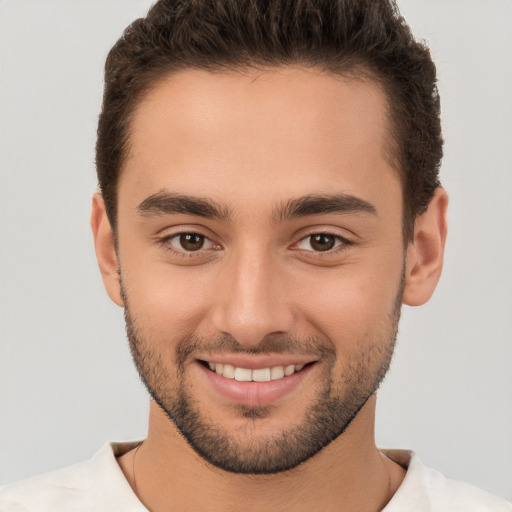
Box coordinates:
[91,67,448,511]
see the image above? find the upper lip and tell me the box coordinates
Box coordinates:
[196,354,318,369]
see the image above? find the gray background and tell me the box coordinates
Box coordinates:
[1,0,511,501]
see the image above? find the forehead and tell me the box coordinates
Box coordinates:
[120,66,398,215]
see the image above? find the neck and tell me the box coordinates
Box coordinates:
[118,395,405,512]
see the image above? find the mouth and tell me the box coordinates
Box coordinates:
[196,358,317,407]
[200,360,311,382]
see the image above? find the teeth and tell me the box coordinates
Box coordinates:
[252,368,271,382]
[284,365,295,376]
[270,366,285,380]
[222,364,235,379]
[234,367,252,382]
[207,362,308,382]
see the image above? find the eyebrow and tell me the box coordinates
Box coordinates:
[138,191,231,221]
[137,190,377,223]
[273,194,378,222]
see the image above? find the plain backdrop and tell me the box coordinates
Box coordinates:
[1,0,511,501]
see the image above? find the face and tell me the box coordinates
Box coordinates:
[113,67,407,473]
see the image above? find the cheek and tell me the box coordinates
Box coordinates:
[293,256,403,347]
[121,257,216,342]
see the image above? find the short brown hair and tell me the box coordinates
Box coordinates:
[96,0,442,241]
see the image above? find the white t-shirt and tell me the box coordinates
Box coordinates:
[1,442,510,511]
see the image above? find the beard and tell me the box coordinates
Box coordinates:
[121,274,403,475]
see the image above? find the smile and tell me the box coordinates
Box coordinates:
[205,362,306,382]
[196,358,316,406]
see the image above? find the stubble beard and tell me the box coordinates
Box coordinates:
[121,275,403,475]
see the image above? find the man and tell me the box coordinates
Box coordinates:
[1,0,510,510]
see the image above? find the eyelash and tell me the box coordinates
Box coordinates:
[159,231,219,258]
[293,231,353,257]
[158,230,353,258]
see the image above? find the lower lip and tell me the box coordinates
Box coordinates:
[196,362,314,407]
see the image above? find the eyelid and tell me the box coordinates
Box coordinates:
[294,227,353,244]
[295,234,344,251]
[169,232,217,250]
[158,228,222,257]
[290,229,354,256]
[155,222,216,237]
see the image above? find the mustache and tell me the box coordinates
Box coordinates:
[175,333,336,367]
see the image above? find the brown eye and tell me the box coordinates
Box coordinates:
[163,231,219,258]
[309,234,336,251]
[179,233,205,251]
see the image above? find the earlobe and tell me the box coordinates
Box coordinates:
[402,188,448,306]
[90,192,124,307]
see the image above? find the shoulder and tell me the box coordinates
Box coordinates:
[383,449,512,512]
[0,442,145,512]
[0,459,96,512]
[423,469,512,511]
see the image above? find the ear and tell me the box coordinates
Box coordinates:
[403,188,448,306]
[90,192,124,307]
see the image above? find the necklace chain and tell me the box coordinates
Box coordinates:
[132,442,143,493]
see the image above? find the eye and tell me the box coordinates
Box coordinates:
[296,233,346,252]
[165,232,218,253]
[177,233,205,251]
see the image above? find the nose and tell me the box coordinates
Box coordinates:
[210,249,295,347]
